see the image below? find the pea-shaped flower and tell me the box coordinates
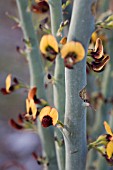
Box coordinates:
[61,41,85,69]
[25,98,37,120]
[0,74,20,94]
[40,34,59,61]
[39,106,58,127]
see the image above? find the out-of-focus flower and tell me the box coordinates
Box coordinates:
[31,0,49,14]
[40,34,59,61]
[88,121,113,165]
[27,87,48,106]
[61,41,85,69]
[0,74,20,94]
[104,121,113,159]
[39,106,58,127]
[9,114,25,130]
[25,98,38,120]
[28,86,39,104]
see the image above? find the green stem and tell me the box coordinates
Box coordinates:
[16,1,58,169]
[64,0,96,170]
[48,0,65,169]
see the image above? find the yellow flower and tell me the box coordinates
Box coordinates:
[2,74,19,94]
[40,34,59,61]
[39,106,58,127]
[61,41,85,68]
[25,98,37,120]
[104,121,113,159]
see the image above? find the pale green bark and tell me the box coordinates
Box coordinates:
[48,0,65,169]
[16,1,58,169]
[64,0,96,170]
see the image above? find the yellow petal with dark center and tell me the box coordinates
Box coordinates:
[61,41,85,62]
[40,34,58,54]
[39,106,51,122]
[106,141,113,159]
[6,74,12,93]
[28,87,37,100]
[104,121,113,136]
[49,108,58,125]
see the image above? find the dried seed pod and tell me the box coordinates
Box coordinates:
[91,55,110,72]
[91,38,103,59]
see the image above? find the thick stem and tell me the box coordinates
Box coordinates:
[48,0,65,170]
[64,0,96,170]
[16,1,58,169]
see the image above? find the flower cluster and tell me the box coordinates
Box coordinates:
[8,84,59,131]
[89,121,113,165]
[9,87,39,131]
[39,34,85,69]
[0,74,60,130]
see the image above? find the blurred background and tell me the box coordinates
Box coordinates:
[1,0,113,170]
[0,1,42,169]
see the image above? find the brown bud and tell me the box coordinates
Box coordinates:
[9,119,24,130]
